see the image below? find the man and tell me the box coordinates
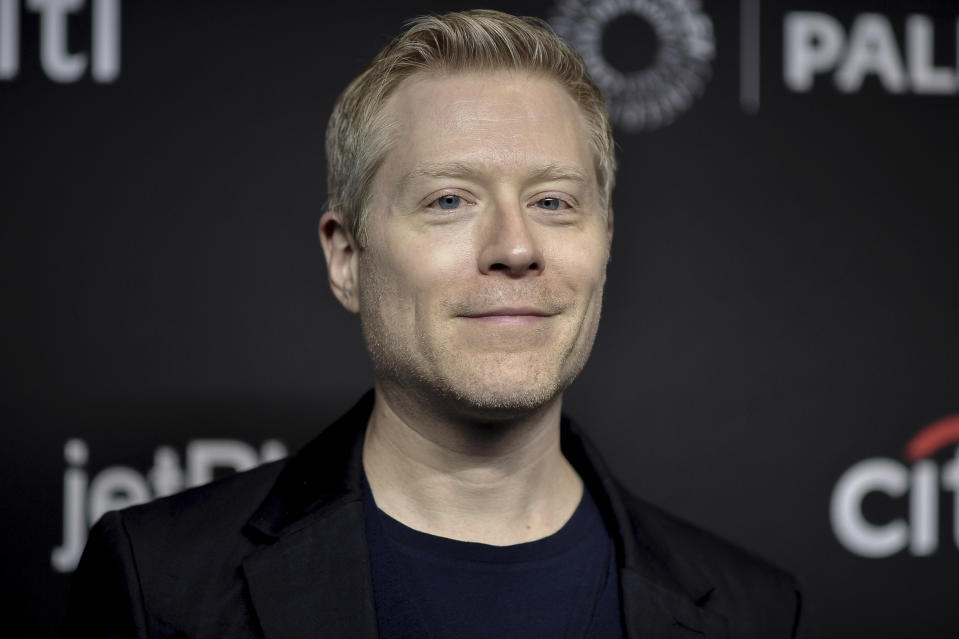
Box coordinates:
[65,10,807,638]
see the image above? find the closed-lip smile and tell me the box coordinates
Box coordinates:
[459,307,555,324]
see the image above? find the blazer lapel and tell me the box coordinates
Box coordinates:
[561,419,729,639]
[620,567,728,639]
[241,500,378,639]
[240,393,379,639]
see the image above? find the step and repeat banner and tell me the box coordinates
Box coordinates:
[2,1,956,636]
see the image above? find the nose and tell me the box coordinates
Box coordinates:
[476,201,544,277]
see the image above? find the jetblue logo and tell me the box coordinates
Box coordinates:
[51,438,287,573]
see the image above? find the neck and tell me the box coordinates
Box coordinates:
[362,383,583,545]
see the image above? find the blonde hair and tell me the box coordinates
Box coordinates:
[325,9,616,245]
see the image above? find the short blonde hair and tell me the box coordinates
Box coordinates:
[325,9,616,245]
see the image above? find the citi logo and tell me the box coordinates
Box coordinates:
[831,415,959,558]
[0,0,121,83]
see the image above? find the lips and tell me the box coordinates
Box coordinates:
[457,307,557,327]
[461,307,554,319]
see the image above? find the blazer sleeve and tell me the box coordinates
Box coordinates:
[62,511,150,639]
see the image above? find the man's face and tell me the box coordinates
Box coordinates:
[356,70,612,416]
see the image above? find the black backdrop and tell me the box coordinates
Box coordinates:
[3,1,957,636]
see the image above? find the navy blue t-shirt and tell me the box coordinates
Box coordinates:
[362,473,625,639]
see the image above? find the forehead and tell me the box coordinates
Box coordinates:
[378,70,596,185]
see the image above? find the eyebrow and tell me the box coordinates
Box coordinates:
[402,161,477,186]
[399,161,591,190]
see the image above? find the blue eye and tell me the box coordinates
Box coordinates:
[432,195,463,210]
[536,197,566,211]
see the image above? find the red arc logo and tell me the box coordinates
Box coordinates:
[904,414,959,462]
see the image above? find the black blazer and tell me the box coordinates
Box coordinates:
[64,393,808,638]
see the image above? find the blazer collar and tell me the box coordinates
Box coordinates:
[241,392,727,639]
[242,392,377,639]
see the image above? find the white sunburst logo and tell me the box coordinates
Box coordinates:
[551,0,715,132]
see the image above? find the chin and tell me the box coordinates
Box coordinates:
[423,363,574,421]
[451,384,558,413]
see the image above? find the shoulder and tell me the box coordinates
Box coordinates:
[96,461,287,603]
[94,458,288,578]
[621,484,794,581]
[66,396,375,636]
[66,460,290,636]
[617,483,808,636]
[113,458,286,545]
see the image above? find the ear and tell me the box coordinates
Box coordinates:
[319,210,360,313]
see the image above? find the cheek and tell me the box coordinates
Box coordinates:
[546,233,609,292]
[406,236,469,286]
[369,227,472,314]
